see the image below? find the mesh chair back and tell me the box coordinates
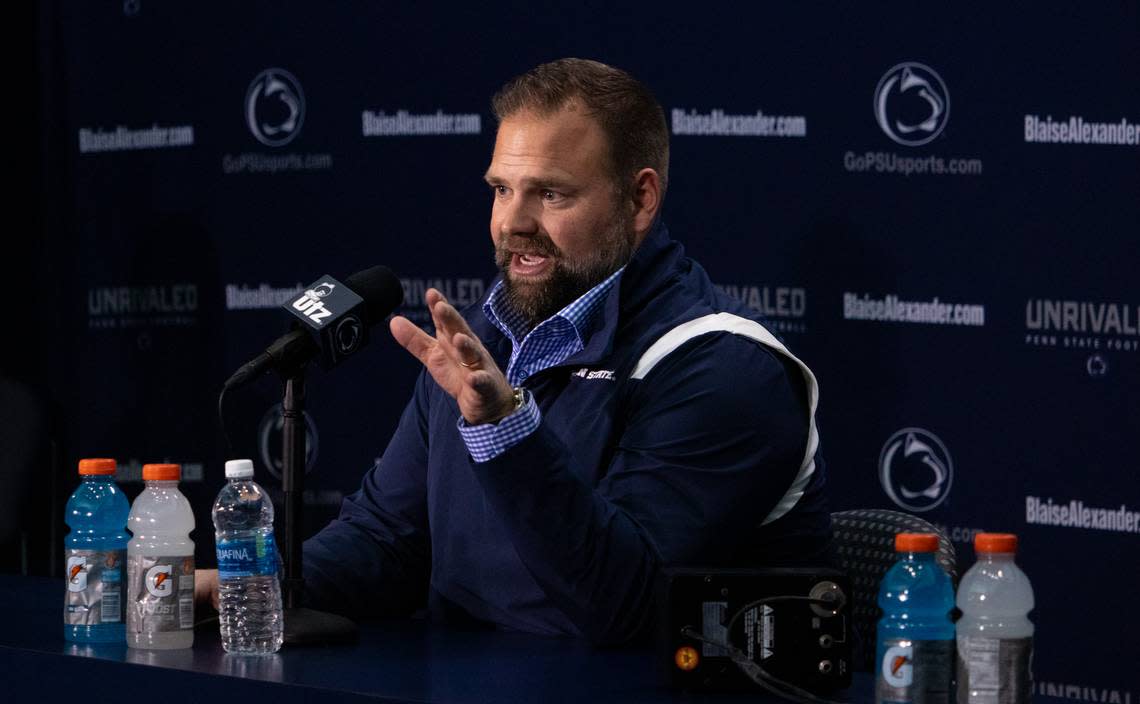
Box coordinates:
[831,509,958,672]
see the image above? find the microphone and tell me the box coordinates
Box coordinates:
[223,265,403,390]
[218,265,402,646]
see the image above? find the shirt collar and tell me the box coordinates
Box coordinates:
[483,266,625,350]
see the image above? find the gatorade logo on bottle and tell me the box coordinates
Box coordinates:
[145,564,174,597]
[67,556,88,592]
[882,644,914,687]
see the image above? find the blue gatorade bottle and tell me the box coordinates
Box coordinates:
[875,532,955,704]
[64,458,130,643]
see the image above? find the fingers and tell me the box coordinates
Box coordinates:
[465,370,518,425]
[194,568,218,607]
[392,304,482,373]
[427,289,476,349]
[390,315,438,364]
[452,332,484,368]
[393,289,494,378]
[395,290,513,423]
[426,290,487,370]
[468,369,502,395]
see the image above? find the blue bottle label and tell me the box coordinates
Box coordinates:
[64,549,126,625]
[877,638,952,704]
[216,534,278,579]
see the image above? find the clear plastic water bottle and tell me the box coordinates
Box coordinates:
[876,533,954,704]
[64,458,129,643]
[127,463,195,649]
[212,459,283,654]
[956,533,1034,704]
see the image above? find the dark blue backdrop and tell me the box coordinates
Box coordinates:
[27,2,1139,699]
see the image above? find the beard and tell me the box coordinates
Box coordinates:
[495,210,636,332]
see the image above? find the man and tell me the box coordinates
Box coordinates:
[199,58,831,644]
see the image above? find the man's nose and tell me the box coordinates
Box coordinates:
[498,195,540,237]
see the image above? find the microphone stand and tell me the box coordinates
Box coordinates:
[280,368,358,645]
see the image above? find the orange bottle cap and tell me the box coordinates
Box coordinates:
[78,458,117,475]
[142,463,181,481]
[975,533,1018,553]
[895,533,939,552]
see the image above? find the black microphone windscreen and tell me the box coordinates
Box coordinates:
[345,265,404,325]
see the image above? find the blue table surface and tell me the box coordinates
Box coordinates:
[1,574,871,703]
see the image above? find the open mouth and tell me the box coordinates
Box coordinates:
[511,252,553,277]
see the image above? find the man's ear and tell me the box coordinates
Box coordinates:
[628,168,661,244]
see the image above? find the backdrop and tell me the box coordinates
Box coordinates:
[25,2,1140,699]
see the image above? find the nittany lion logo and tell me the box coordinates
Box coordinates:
[879,428,953,512]
[874,62,950,147]
[307,282,336,299]
[245,68,306,147]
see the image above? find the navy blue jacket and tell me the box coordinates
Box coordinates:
[303,224,832,644]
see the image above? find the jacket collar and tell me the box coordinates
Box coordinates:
[561,221,685,368]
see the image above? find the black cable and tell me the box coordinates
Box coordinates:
[680,627,844,704]
[679,595,849,704]
[727,596,844,703]
[218,382,234,458]
[680,627,846,704]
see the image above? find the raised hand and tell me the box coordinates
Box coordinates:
[389,288,517,425]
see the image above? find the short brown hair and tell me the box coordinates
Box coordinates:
[491,58,669,201]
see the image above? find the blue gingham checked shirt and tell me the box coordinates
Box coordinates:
[457,267,625,462]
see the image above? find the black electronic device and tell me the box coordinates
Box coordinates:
[282,272,371,369]
[222,265,403,390]
[658,567,852,696]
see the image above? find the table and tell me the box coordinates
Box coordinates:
[0,574,869,702]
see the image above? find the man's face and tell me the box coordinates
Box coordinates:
[484,104,636,328]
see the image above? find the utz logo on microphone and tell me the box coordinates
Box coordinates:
[292,282,337,325]
[145,564,174,598]
[879,427,954,512]
[284,274,368,366]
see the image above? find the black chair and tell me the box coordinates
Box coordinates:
[830,508,958,672]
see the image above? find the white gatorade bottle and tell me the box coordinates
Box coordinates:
[126,463,196,649]
[956,533,1035,704]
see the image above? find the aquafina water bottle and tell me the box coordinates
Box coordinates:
[212,459,283,654]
